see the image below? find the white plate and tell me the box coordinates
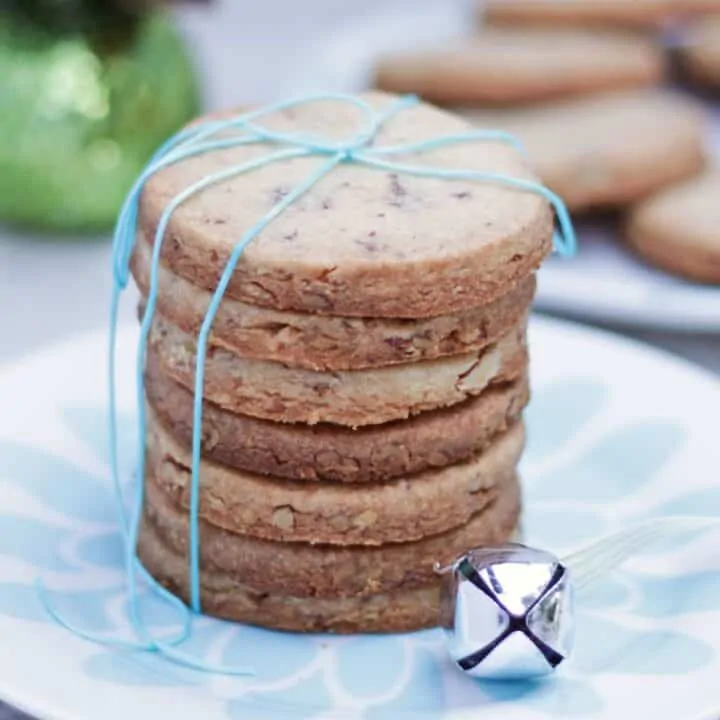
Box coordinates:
[1,316,720,720]
[536,219,720,332]
[535,98,720,333]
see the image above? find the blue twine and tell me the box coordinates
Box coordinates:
[38,92,576,675]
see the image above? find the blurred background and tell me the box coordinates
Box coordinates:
[0,0,718,373]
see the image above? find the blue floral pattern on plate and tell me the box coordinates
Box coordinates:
[0,319,719,720]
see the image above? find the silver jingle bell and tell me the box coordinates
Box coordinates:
[439,543,574,680]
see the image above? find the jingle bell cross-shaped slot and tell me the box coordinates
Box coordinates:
[440,544,575,680]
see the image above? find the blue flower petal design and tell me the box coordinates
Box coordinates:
[0,582,118,631]
[0,515,73,570]
[525,505,606,552]
[228,670,331,720]
[83,650,202,687]
[573,615,713,675]
[529,421,686,504]
[223,626,319,683]
[85,619,240,688]
[181,617,236,657]
[524,378,608,462]
[478,676,604,717]
[633,488,720,554]
[476,677,546,704]
[579,575,631,612]
[629,571,720,618]
[0,440,115,524]
[74,529,125,569]
[656,487,720,516]
[335,636,406,699]
[364,648,445,720]
[62,407,136,475]
[1,383,717,717]
[121,589,190,631]
[0,582,55,622]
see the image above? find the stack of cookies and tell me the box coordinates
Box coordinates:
[374,0,719,281]
[133,93,555,633]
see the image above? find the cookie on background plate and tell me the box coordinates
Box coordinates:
[132,238,537,372]
[373,27,664,106]
[679,17,720,88]
[148,313,528,427]
[626,169,720,284]
[675,0,720,14]
[463,89,707,211]
[480,0,674,28]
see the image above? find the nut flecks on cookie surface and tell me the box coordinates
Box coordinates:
[463,90,707,211]
[141,474,521,599]
[138,92,553,318]
[145,405,525,546]
[147,312,528,427]
[138,520,520,633]
[374,29,664,107]
[145,351,530,483]
[132,237,537,371]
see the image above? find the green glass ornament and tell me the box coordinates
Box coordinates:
[0,5,201,233]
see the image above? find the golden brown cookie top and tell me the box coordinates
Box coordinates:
[138,92,553,318]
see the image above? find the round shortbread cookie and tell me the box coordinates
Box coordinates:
[145,353,529,483]
[675,0,720,15]
[481,0,674,28]
[145,408,524,546]
[680,18,720,88]
[147,313,528,427]
[132,240,535,372]
[141,474,520,599]
[374,28,664,106]
[139,527,451,633]
[138,92,553,319]
[626,169,720,284]
[139,523,522,634]
[464,89,707,211]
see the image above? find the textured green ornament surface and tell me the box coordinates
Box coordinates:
[0,13,200,233]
